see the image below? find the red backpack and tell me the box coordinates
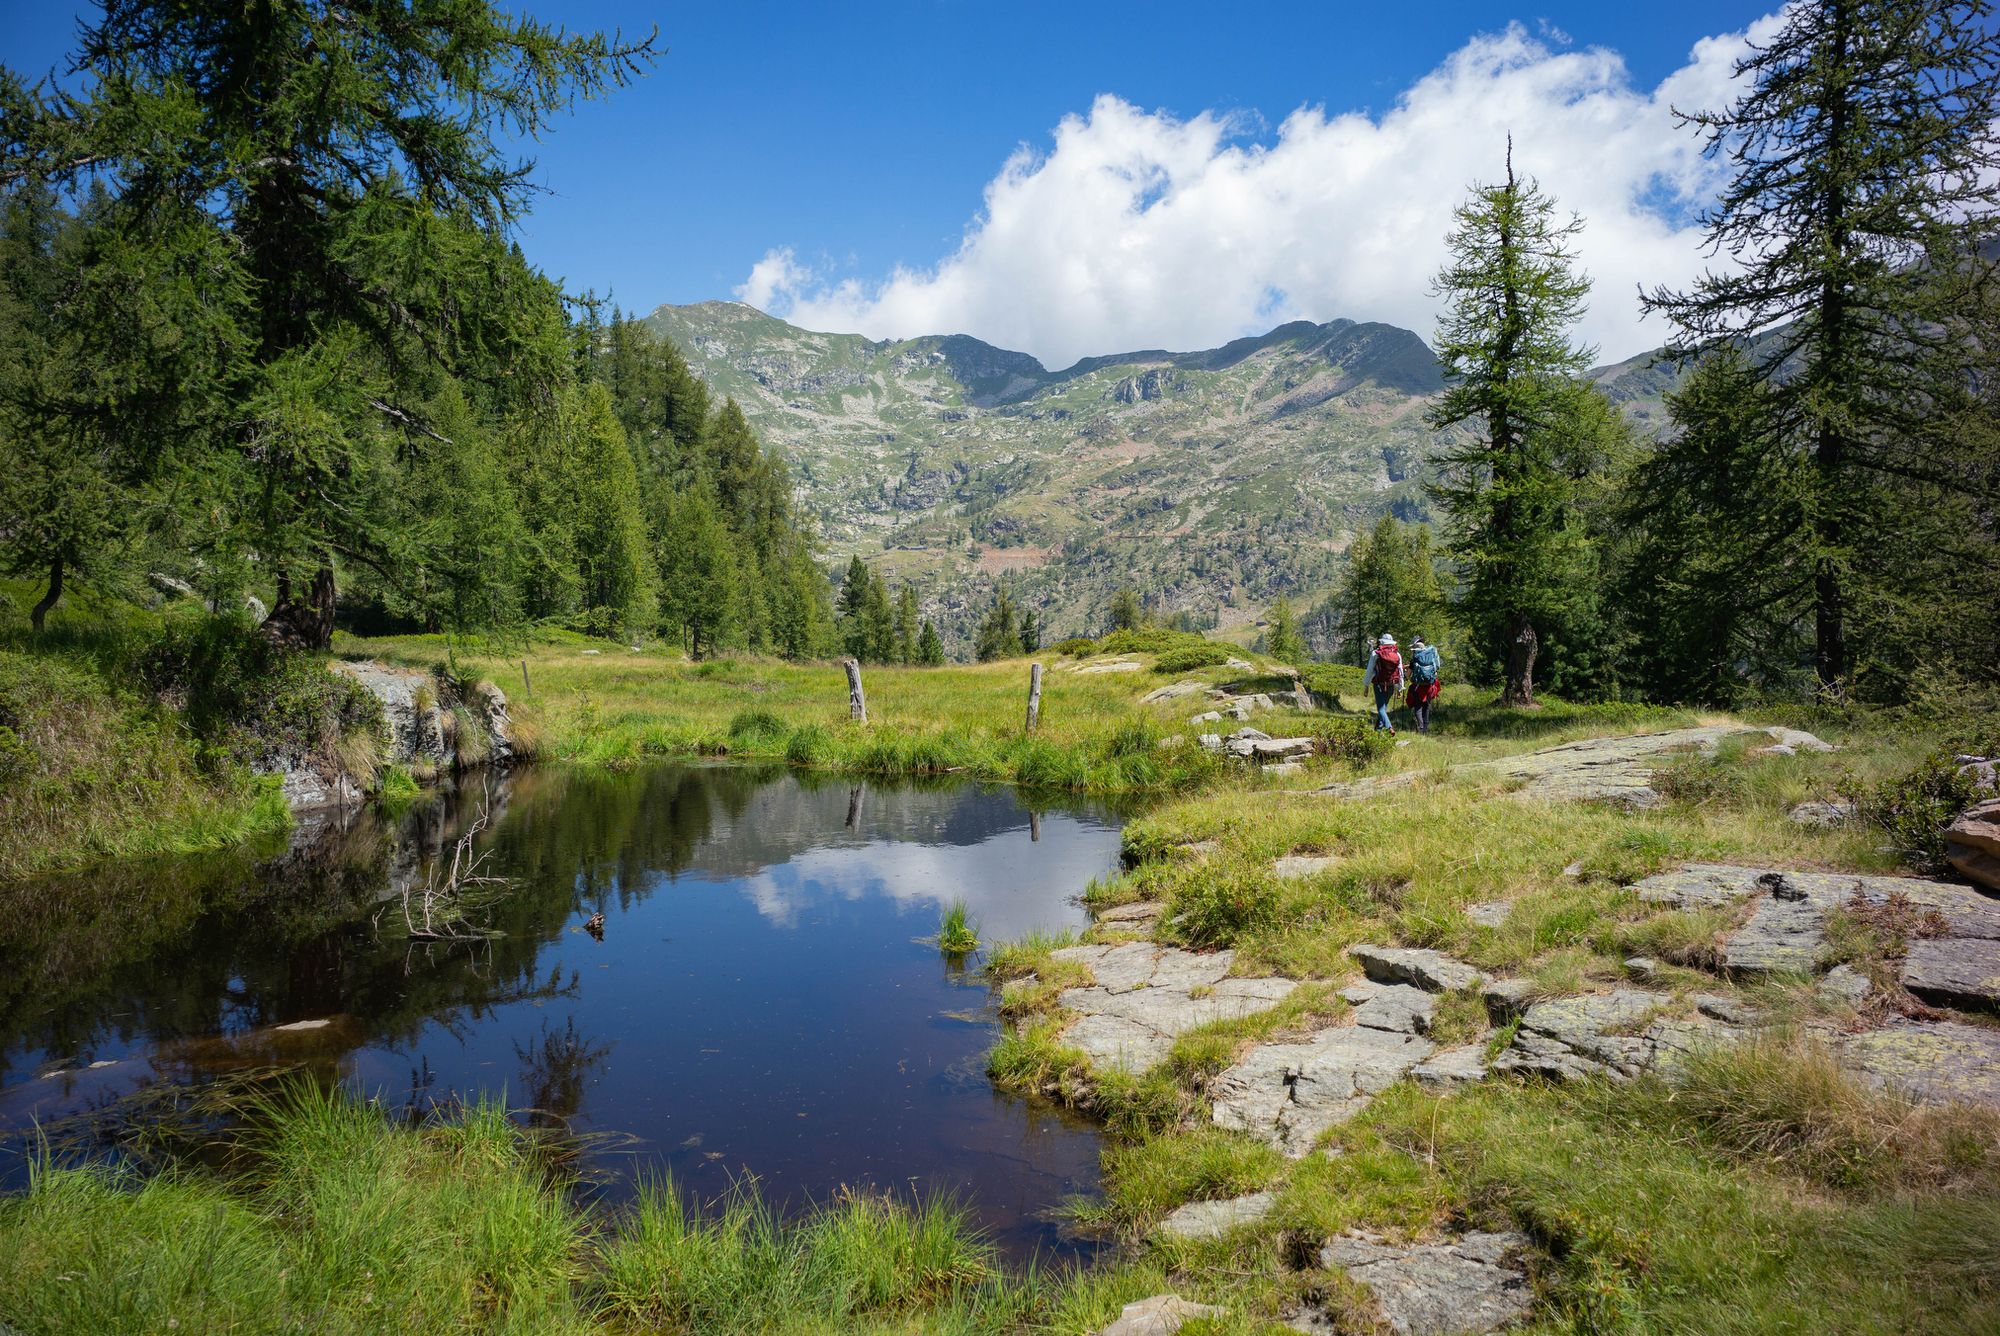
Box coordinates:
[1372,644,1401,688]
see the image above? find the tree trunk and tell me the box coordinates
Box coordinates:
[261,563,337,650]
[29,555,63,632]
[1503,613,1538,706]
[843,658,868,723]
[1024,662,1043,733]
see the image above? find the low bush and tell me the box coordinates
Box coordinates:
[1850,748,1995,874]
[1307,717,1393,768]
[1098,627,1214,657]
[1299,661,1367,701]
[1169,867,1279,947]
[1054,637,1098,657]
[1152,643,1233,674]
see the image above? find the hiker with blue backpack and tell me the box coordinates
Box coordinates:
[1364,634,1405,733]
[1407,637,1443,734]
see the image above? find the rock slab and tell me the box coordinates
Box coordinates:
[1317,1230,1535,1335]
[1350,945,1482,993]
[1097,1295,1225,1335]
[1156,1191,1277,1240]
[1051,944,1297,1073]
[1211,1024,1434,1155]
[1945,798,2000,893]
[1843,1021,2000,1108]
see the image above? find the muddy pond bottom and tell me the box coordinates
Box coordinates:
[0,764,1126,1261]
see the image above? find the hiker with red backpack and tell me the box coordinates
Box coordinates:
[1364,634,1404,733]
[1407,636,1443,734]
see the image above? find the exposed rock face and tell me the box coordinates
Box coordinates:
[1900,937,2000,1011]
[1316,1231,1535,1335]
[1410,1045,1491,1088]
[1094,900,1165,930]
[1211,1024,1434,1154]
[1945,798,2000,892]
[1632,863,2000,981]
[1096,1294,1225,1336]
[1350,945,1482,993]
[1049,943,1298,1072]
[1492,990,1736,1081]
[1156,1190,1277,1240]
[1843,1021,2000,1107]
[1344,981,1437,1035]
[1789,798,1855,828]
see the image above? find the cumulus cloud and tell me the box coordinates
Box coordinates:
[734,16,1785,368]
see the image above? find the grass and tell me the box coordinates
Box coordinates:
[938,898,980,955]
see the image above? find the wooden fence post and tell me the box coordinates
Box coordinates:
[520,659,533,699]
[1025,662,1044,733]
[844,658,868,723]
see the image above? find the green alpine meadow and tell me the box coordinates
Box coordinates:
[1,1,1998,1333]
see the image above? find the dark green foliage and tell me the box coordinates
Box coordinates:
[1054,637,1097,657]
[1169,868,1278,947]
[726,708,788,746]
[1018,609,1040,656]
[1850,750,1995,874]
[1329,515,1451,666]
[973,582,1021,662]
[836,556,898,664]
[1097,627,1215,657]
[1641,0,2000,698]
[894,587,920,664]
[1107,588,1144,632]
[134,618,383,766]
[1151,643,1232,674]
[1306,717,1394,768]
[1428,148,1613,706]
[1299,661,1367,702]
[1264,595,1309,664]
[916,620,946,666]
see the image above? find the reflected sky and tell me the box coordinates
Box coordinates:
[0,764,1128,1261]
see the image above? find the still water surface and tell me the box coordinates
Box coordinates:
[0,764,1127,1258]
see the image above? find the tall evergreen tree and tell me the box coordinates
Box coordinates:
[1107,588,1144,633]
[1018,609,1041,656]
[656,477,739,658]
[1265,596,1309,664]
[1,2,654,648]
[1332,515,1450,664]
[974,583,1021,662]
[893,586,920,664]
[1427,144,1601,705]
[1641,0,2000,697]
[916,619,946,666]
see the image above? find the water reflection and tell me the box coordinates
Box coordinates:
[0,763,1126,1259]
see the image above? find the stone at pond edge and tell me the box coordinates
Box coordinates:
[1211,1025,1434,1155]
[1096,1294,1226,1336]
[1155,1190,1277,1241]
[1315,1230,1535,1335]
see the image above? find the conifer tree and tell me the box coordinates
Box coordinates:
[656,478,739,658]
[1641,0,2000,698]
[974,584,1021,662]
[1018,609,1041,655]
[0,2,654,648]
[1107,588,1144,633]
[1265,596,1309,664]
[917,619,946,666]
[1427,144,1601,705]
[893,587,920,664]
[1332,516,1451,663]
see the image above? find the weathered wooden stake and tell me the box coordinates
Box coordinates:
[1024,662,1044,733]
[1029,809,1042,843]
[844,657,868,722]
[521,659,533,699]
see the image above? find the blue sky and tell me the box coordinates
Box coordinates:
[3,1,1781,362]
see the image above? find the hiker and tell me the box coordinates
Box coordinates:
[1407,636,1443,734]
[1364,633,1403,733]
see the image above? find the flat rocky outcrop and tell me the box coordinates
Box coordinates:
[1632,863,2000,1003]
[1156,1190,1277,1240]
[1946,798,2000,893]
[1313,1231,1535,1335]
[1049,943,1298,1073]
[1350,945,1483,993]
[1096,1294,1225,1335]
[1210,1024,1435,1155]
[1492,989,1737,1082]
[1842,1021,2000,1107]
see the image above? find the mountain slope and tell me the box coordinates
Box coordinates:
[644,302,1461,639]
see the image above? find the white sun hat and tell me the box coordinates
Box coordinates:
[1379,634,1397,646]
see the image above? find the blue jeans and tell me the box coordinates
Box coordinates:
[1373,685,1395,731]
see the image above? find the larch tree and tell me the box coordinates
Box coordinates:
[1641,0,2000,698]
[1427,143,1599,706]
[1,1,654,648]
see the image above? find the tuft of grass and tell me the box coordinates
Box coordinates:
[938,898,980,955]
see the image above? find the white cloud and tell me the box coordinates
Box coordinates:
[734,16,1785,368]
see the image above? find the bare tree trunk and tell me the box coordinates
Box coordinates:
[1503,613,1538,707]
[843,658,868,722]
[1024,662,1043,733]
[262,563,337,650]
[29,555,63,633]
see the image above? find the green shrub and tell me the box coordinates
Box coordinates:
[1851,749,1994,874]
[1098,627,1213,657]
[1308,717,1392,768]
[1151,643,1233,674]
[785,723,834,766]
[1054,637,1098,657]
[1300,662,1367,701]
[727,708,788,744]
[1169,868,1278,947]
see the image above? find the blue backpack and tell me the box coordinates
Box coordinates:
[1410,645,1441,686]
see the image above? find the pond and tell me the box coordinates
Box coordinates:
[0,763,1130,1261]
